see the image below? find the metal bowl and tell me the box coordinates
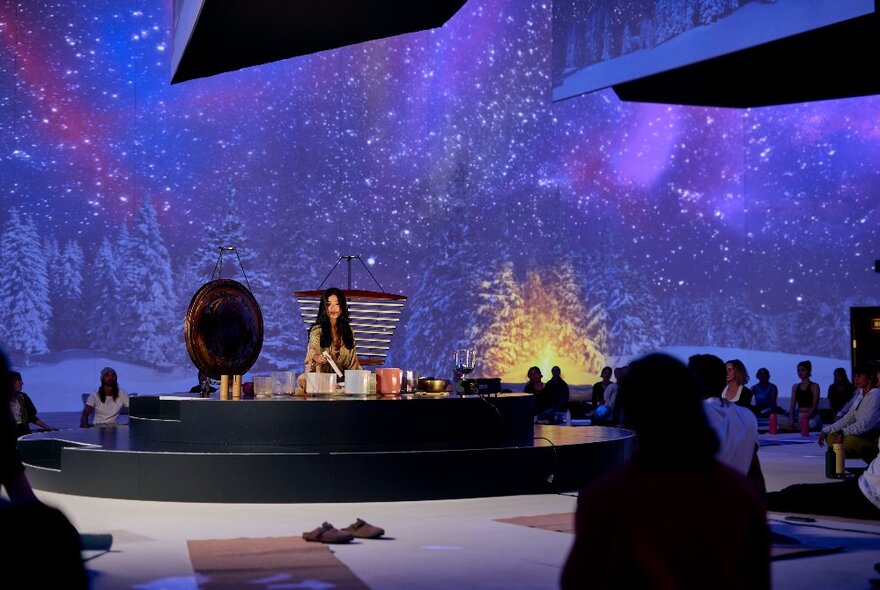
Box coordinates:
[417,377,450,393]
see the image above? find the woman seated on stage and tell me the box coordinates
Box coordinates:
[299,287,361,393]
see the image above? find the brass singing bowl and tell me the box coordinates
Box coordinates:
[417,378,450,393]
[184,279,264,380]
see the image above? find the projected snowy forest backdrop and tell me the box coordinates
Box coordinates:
[1,1,879,385]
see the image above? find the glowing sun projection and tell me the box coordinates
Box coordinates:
[475,264,606,386]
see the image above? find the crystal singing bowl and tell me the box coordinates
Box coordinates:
[417,378,450,393]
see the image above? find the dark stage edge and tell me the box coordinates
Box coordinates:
[18,394,634,503]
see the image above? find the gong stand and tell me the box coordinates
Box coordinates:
[318,253,384,291]
[184,246,264,398]
[212,245,253,292]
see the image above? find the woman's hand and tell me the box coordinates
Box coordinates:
[312,352,326,365]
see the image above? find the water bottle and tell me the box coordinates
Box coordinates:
[833,442,845,478]
[824,444,836,479]
[799,414,809,437]
[768,413,777,435]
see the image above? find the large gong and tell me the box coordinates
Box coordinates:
[184,279,264,379]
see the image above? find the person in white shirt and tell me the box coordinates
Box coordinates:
[818,362,880,464]
[80,367,129,427]
[689,353,765,494]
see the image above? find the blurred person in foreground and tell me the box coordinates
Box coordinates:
[561,353,770,590]
[0,348,88,588]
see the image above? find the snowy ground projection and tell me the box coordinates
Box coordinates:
[1,0,879,391]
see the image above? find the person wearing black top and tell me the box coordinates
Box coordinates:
[0,349,88,588]
[8,371,57,437]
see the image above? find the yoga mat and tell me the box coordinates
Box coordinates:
[187,536,369,589]
[497,514,844,561]
[495,512,575,534]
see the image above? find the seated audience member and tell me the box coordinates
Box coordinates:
[188,369,218,394]
[751,367,780,417]
[561,353,771,590]
[834,393,858,422]
[818,362,880,464]
[543,366,570,422]
[592,365,627,426]
[7,371,57,438]
[767,437,880,521]
[723,359,754,408]
[778,360,822,432]
[524,366,552,419]
[80,366,130,428]
[689,353,765,495]
[827,366,855,419]
[1,351,89,588]
[591,366,613,408]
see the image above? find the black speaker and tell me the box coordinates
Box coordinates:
[850,306,880,373]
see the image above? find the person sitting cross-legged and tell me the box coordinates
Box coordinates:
[818,362,880,465]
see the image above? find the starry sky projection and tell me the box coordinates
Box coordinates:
[2,0,880,373]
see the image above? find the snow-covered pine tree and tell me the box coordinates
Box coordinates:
[0,208,51,360]
[43,236,62,348]
[600,11,613,61]
[53,239,86,349]
[697,0,739,26]
[715,294,769,351]
[400,159,493,378]
[621,22,637,55]
[470,259,525,379]
[115,222,139,355]
[178,186,276,370]
[638,18,655,51]
[87,237,125,353]
[593,248,666,359]
[128,198,177,367]
[546,254,607,376]
[258,246,322,372]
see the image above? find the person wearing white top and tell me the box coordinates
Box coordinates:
[703,397,759,475]
[818,363,880,464]
[688,353,765,495]
[80,367,130,427]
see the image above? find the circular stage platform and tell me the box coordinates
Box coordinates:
[18,393,634,503]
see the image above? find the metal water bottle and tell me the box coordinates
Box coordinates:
[768,413,777,435]
[833,442,845,478]
[824,444,836,479]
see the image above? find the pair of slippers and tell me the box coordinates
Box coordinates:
[302,519,385,544]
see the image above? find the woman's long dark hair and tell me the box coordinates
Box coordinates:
[97,377,119,404]
[311,287,355,350]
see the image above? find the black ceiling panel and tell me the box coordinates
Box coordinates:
[172,0,468,84]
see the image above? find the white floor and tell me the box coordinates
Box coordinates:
[21,421,880,590]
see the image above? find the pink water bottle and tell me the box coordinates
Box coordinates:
[799,414,809,437]
[768,413,777,435]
